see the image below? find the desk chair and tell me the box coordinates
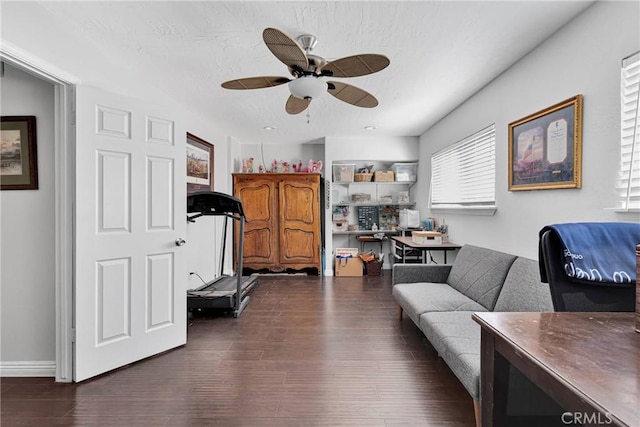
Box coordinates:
[538,224,637,312]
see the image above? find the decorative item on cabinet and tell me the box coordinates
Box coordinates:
[241,157,254,173]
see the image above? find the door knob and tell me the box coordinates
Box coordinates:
[175,238,186,246]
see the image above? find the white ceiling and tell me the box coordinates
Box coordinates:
[1,1,594,144]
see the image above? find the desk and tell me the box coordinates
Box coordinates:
[390,236,461,264]
[355,235,387,253]
[473,312,639,427]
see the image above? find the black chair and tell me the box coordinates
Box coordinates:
[539,228,635,312]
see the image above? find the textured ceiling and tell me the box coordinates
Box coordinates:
[0,1,594,144]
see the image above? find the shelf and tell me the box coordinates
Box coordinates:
[330,161,418,235]
[332,181,416,186]
[332,202,415,207]
[332,230,399,236]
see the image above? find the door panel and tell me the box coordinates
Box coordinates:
[279,176,320,265]
[75,86,186,382]
[233,176,278,267]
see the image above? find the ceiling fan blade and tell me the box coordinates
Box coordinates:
[285,95,311,115]
[327,81,378,108]
[221,76,290,90]
[324,54,390,78]
[263,27,309,71]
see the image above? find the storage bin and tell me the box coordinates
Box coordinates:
[354,172,373,182]
[412,230,443,244]
[333,164,355,183]
[365,259,383,276]
[392,163,418,182]
[351,193,371,203]
[399,209,420,228]
[397,191,410,204]
[374,171,395,182]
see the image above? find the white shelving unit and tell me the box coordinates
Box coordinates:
[330,161,417,235]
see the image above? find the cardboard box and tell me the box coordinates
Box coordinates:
[335,257,364,276]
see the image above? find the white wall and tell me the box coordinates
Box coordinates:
[0,64,56,364]
[184,121,233,289]
[415,1,640,260]
[238,141,325,173]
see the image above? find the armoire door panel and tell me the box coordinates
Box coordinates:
[233,176,278,268]
[243,228,275,260]
[280,229,316,261]
[238,183,274,222]
[280,182,315,224]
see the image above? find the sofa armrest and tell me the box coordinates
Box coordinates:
[392,264,452,285]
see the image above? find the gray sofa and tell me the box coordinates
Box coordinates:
[392,245,558,425]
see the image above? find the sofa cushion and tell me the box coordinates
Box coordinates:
[392,282,487,326]
[446,245,517,311]
[494,257,554,312]
[419,311,480,399]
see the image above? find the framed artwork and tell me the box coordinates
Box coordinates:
[186,132,214,194]
[508,95,583,191]
[1,116,38,190]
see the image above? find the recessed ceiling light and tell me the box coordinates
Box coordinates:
[364,126,376,131]
[264,126,277,131]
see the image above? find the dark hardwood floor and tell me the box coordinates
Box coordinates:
[1,275,476,426]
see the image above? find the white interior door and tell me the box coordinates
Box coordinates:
[74,86,187,382]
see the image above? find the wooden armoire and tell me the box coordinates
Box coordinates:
[233,173,322,274]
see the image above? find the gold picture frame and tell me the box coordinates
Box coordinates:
[1,116,38,190]
[508,95,583,191]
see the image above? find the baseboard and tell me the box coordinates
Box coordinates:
[0,360,56,377]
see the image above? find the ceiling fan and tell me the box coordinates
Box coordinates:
[221,27,390,115]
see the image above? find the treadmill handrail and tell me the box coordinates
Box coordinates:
[186,191,246,220]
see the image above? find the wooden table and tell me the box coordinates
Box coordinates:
[472,312,639,427]
[390,235,461,263]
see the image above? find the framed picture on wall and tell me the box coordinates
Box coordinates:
[186,132,214,194]
[1,116,38,190]
[508,95,583,191]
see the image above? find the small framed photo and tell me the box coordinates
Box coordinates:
[186,133,214,194]
[1,116,38,190]
[508,95,583,191]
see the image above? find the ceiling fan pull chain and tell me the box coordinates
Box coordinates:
[306,107,311,124]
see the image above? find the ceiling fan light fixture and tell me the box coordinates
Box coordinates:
[289,76,326,100]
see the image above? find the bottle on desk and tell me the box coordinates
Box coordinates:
[372,223,378,231]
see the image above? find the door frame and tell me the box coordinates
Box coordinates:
[0,42,77,382]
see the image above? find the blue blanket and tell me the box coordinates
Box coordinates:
[540,222,640,284]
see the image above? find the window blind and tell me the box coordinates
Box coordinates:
[618,52,640,211]
[430,124,496,207]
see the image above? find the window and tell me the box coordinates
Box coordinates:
[430,124,496,212]
[617,52,640,211]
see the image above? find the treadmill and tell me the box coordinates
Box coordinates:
[186,191,258,318]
